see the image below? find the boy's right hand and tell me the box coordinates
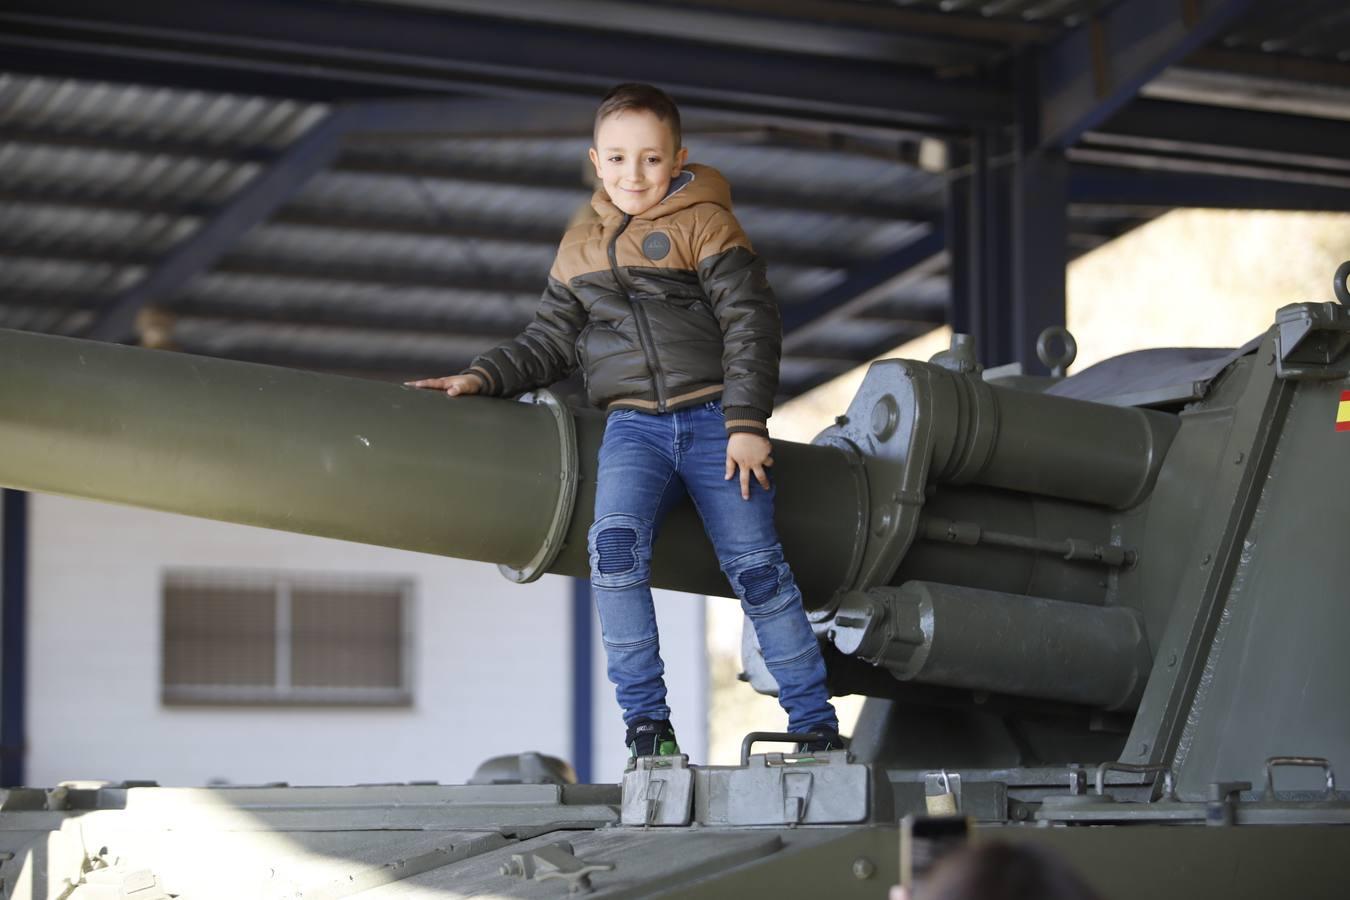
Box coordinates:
[403,374,483,397]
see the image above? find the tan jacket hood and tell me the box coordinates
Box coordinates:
[590,163,732,222]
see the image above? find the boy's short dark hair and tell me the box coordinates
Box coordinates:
[594,83,682,149]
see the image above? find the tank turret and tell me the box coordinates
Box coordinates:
[3,265,1350,898]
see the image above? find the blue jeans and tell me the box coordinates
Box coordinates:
[587,400,838,736]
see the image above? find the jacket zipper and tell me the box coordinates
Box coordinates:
[608,213,668,411]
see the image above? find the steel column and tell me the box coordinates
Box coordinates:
[1011,150,1068,370]
[949,52,1070,371]
[949,130,1016,368]
[0,490,27,787]
[571,579,594,784]
[945,144,972,348]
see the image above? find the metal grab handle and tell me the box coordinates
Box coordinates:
[1264,756,1336,800]
[740,731,825,765]
[1334,260,1350,306]
[1095,762,1175,800]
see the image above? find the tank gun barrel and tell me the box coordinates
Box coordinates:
[0,328,861,600]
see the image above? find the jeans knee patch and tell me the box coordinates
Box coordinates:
[596,527,638,575]
[738,565,779,605]
[723,547,790,609]
[588,514,652,588]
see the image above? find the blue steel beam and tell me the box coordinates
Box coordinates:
[1038,0,1258,150]
[1092,100,1350,172]
[0,0,1010,133]
[86,97,594,343]
[399,0,993,70]
[1069,164,1350,212]
[780,230,945,337]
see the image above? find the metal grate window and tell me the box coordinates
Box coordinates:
[162,570,413,706]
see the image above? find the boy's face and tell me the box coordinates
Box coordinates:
[588,109,687,217]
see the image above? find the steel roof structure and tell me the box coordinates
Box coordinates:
[0,0,1347,399]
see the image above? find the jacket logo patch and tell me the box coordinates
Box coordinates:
[642,231,672,261]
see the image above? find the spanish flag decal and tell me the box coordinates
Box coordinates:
[1338,391,1350,432]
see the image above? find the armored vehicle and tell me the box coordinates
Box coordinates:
[1,266,1349,898]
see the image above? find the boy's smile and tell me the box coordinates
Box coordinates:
[589,109,688,217]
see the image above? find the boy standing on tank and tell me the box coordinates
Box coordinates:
[409,83,840,760]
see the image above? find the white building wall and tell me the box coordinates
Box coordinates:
[26,494,706,787]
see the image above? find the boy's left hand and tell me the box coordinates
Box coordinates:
[725,433,773,500]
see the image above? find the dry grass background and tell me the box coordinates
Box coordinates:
[704,209,1350,765]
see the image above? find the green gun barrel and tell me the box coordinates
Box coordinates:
[0,328,862,601]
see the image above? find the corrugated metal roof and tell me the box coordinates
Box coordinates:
[180,275,539,332]
[0,202,194,255]
[0,68,967,392]
[0,143,258,204]
[1,256,142,296]
[8,0,1339,396]
[0,73,325,148]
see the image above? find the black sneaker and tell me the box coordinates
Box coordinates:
[626,718,680,758]
[795,730,848,754]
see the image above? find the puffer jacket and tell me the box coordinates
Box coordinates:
[461,164,779,437]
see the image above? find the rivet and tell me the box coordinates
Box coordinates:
[1234,452,1245,464]
[852,858,875,880]
[1168,653,1177,667]
[1200,553,1212,567]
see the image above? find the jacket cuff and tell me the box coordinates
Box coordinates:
[461,363,500,395]
[723,405,769,438]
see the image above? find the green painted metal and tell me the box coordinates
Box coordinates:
[1118,338,1298,781]
[0,328,861,603]
[1170,374,1350,798]
[4,274,1350,899]
[830,581,1150,709]
[1001,825,1350,900]
[0,330,563,569]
